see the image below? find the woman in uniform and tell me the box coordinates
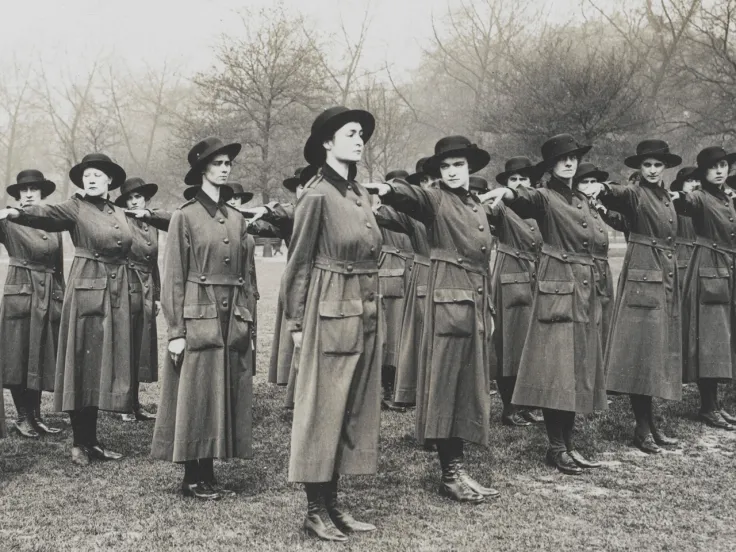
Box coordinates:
[151,137,255,500]
[0,154,133,465]
[0,170,64,437]
[670,167,700,291]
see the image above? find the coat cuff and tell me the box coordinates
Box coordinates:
[168,327,186,341]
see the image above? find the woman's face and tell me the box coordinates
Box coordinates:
[125,191,147,210]
[682,179,701,193]
[82,168,111,197]
[507,173,531,190]
[706,159,729,186]
[295,184,305,199]
[227,196,243,209]
[420,174,438,190]
[18,185,42,207]
[439,156,470,189]
[325,121,364,163]
[552,155,578,180]
[640,158,665,184]
[203,154,232,186]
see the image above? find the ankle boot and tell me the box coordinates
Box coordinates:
[303,484,348,542]
[29,391,62,434]
[12,392,39,438]
[324,477,376,533]
[437,441,484,504]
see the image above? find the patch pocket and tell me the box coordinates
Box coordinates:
[536,280,574,322]
[625,269,663,309]
[129,281,143,315]
[228,304,253,352]
[74,278,107,317]
[2,283,32,319]
[183,303,222,351]
[50,287,64,322]
[433,289,475,337]
[379,268,405,298]
[500,272,532,308]
[319,299,364,355]
[416,285,427,298]
[699,267,731,305]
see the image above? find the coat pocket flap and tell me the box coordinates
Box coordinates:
[416,285,428,297]
[319,299,364,318]
[74,278,107,290]
[3,283,32,295]
[500,272,531,285]
[626,269,663,282]
[183,303,218,319]
[537,280,574,294]
[433,288,475,303]
[699,267,730,278]
[379,268,405,277]
[233,304,253,322]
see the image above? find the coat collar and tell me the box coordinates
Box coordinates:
[195,188,229,218]
[547,175,577,204]
[76,192,114,212]
[438,180,480,203]
[320,163,361,197]
[638,177,670,199]
[701,180,730,202]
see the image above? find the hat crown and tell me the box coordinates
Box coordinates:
[434,136,475,157]
[504,156,533,173]
[415,157,430,173]
[696,146,728,168]
[386,170,409,181]
[187,137,228,167]
[16,169,46,184]
[469,176,488,191]
[635,139,672,156]
[541,134,581,161]
[227,181,245,195]
[80,153,115,165]
[677,166,698,180]
[311,106,351,135]
[119,177,147,196]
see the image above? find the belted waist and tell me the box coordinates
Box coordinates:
[675,237,696,247]
[429,249,489,275]
[695,236,736,256]
[127,258,152,274]
[74,248,126,265]
[540,244,594,266]
[591,252,609,262]
[381,245,414,261]
[8,256,56,274]
[413,254,430,267]
[496,242,538,263]
[186,272,246,286]
[627,232,675,251]
[314,256,378,275]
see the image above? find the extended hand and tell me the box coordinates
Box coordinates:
[155,301,161,316]
[292,331,303,348]
[168,338,186,367]
[0,208,20,220]
[577,182,605,198]
[124,209,150,219]
[363,183,391,196]
[240,206,267,222]
[484,187,513,208]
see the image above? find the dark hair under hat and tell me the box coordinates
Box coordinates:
[303,106,375,167]
[496,156,537,185]
[406,157,430,185]
[283,166,318,193]
[225,181,254,203]
[670,166,698,193]
[69,153,126,191]
[423,136,490,176]
[385,170,410,181]
[7,170,56,200]
[183,185,235,202]
[624,139,681,170]
[537,134,592,171]
[184,137,241,186]
[114,177,158,208]
[573,162,609,184]
[694,146,736,179]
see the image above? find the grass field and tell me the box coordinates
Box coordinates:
[2,255,736,551]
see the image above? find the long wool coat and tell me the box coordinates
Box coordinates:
[151,191,254,462]
[283,164,383,483]
[594,203,627,352]
[383,180,494,446]
[676,215,697,292]
[14,195,134,412]
[487,202,540,380]
[600,181,682,400]
[677,184,736,382]
[0,220,65,391]
[378,226,413,367]
[508,177,607,414]
[374,204,429,405]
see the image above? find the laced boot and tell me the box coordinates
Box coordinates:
[303,484,348,542]
[29,391,62,434]
[437,441,484,503]
[325,476,376,533]
[11,388,39,438]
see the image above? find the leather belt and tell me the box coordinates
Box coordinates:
[8,257,55,273]
[496,242,537,263]
[74,248,126,265]
[695,236,736,256]
[186,272,246,286]
[540,244,594,266]
[313,256,378,275]
[429,248,488,275]
[381,245,414,261]
[627,232,676,252]
[127,258,152,274]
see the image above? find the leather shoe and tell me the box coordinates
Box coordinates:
[329,510,376,533]
[304,512,348,542]
[134,407,156,421]
[207,479,236,497]
[14,418,40,438]
[567,449,601,468]
[86,443,123,461]
[182,482,221,500]
[651,428,678,447]
[699,411,735,430]
[440,479,485,503]
[457,469,500,498]
[520,409,544,424]
[633,434,661,454]
[121,413,137,422]
[381,399,407,412]
[502,412,532,427]
[545,450,582,475]
[71,446,90,466]
[422,440,437,452]
[720,409,736,425]
[32,417,62,434]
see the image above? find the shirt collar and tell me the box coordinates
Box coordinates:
[439,180,479,202]
[195,188,229,218]
[77,193,113,212]
[546,175,576,204]
[638,177,669,198]
[321,163,361,197]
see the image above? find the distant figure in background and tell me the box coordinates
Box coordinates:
[0,170,64,438]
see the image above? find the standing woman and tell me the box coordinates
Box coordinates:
[486,134,607,475]
[676,146,736,430]
[0,154,133,464]
[284,106,382,541]
[590,140,682,453]
[0,170,64,437]
[670,167,700,291]
[151,137,254,500]
[115,177,166,422]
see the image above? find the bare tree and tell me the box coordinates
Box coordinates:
[0,57,34,190]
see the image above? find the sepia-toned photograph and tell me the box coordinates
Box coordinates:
[1,0,735,549]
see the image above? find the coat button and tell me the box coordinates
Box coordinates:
[347,264,354,271]
[730,218,734,222]
[365,223,372,229]
[94,253,100,258]
[554,288,559,293]
[219,218,225,224]
[370,246,376,253]
[562,254,568,259]
[223,238,230,244]
[22,260,28,265]
[477,287,483,293]
[199,313,204,319]
[529,226,534,231]
[457,258,463,264]
[222,300,228,307]
[108,210,113,214]
[42,235,48,240]
[145,254,151,260]
[651,239,657,245]
[481,246,487,252]
[664,202,670,206]
[146,241,152,246]
[478,225,484,231]
[114,224,119,229]
[224,257,230,263]
[117,240,122,246]
[643,276,647,280]
[339,312,345,317]
[583,280,588,285]
[515,250,521,256]
[583,240,588,246]
[356,200,362,206]
[713,243,718,248]
[668,272,674,277]
[238,277,245,284]
[39,280,45,286]
[582,222,588,228]
[577,204,582,209]
[667,253,673,259]
[472,207,478,212]
[110,273,117,279]
[200,276,207,282]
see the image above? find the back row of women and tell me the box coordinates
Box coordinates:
[1,104,735,543]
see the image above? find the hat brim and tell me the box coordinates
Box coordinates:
[495,165,538,185]
[69,160,127,190]
[405,172,424,185]
[232,191,254,203]
[7,180,56,200]
[624,152,681,170]
[282,177,300,193]
[574,169,608,184]
[538,145,592,170]
[114,183,159,207]
[184,143,242,186]
[303,109,376,167]
[424,147,491,176]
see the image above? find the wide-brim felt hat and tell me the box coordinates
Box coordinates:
[114,177,158,207]
[283,165,318,193]
[537,134,592,170]
[225,181,254,203]
[183,185,235,202]
[69,153,126,190]
[624,139,681,169]
[469,176,489,192]
[670,166,698,192]
[385,169,410,181]
[184,137,242,186]
[573,162,608,184]
[406,157,430,185]
[7,169,56,199]
[303,106,375,167]
[424,136,490,176]
[496,156,537,184]
[693,146,736,178]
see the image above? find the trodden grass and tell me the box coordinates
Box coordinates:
[2,256,736,551]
